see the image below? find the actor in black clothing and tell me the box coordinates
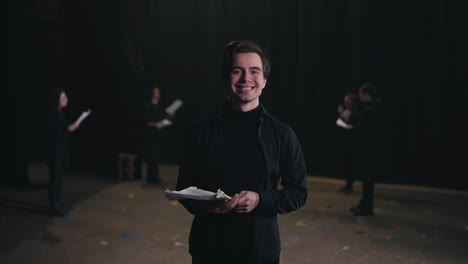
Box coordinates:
[350,83,381,216]
[176,41,308,263]
[144,86,172,184]
[48,89,79,216]
[336,93,358,194]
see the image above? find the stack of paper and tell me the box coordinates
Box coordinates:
[164,187,231,201]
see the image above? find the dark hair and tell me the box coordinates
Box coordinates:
[344,92,357,100]
[222,40,270,81]
[50,88,64,112]
[359,82,376,100]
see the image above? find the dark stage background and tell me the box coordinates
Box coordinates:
[12,0,467,190]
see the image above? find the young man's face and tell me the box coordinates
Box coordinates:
[359,90,369,103]
[228,52,267,111]
[59,92,68,109]
[152,87,161,102]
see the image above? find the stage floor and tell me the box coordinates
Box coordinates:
[1,164,468,264]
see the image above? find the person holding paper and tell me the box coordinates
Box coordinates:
[143,85,174,184]
[335,93,357,194]
[176,40,308,263]
[47,89,80,216]
[349,82,382,216]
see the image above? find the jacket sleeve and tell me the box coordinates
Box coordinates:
[257,127,308,215]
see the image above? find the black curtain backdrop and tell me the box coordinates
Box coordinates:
[12,0,467,189]
[143,0,467,188]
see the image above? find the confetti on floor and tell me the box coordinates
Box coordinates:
[120,232,130,238]
[320,225,329,231]
[295,221,306,227]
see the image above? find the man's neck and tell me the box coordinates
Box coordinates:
[230,100,260,112]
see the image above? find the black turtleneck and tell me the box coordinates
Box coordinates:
[213,105,265,258]
[216,105,264,195]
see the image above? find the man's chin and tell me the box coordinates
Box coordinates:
[232,96,255,104]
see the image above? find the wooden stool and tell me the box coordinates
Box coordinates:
[118,153,138,180]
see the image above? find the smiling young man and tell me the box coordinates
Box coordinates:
[228,52,267,111]
[176,40,308,264]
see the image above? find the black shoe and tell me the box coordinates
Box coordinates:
[337,186,352,195]
[350,206,374,216]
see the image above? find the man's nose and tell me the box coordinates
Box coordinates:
[241,71,251,81]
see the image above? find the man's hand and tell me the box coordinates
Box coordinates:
[234,191,259,213]
[202,191,259,214]
[205,194,240,214]
[68,122,80,132]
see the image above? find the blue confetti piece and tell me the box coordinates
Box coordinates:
[390,235,401,241]
[320,225,329,231]
[120,232,130,238]
[134,235,144,240]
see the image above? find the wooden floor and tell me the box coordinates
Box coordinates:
[1,164,468,264]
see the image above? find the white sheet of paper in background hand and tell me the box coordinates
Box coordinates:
[165,99,183,114]
[160,119,172,128]
[75,109,91,124]
[336,118,349,129]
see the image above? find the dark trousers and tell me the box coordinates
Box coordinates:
[360,173,374,208]
[355,149,376,209]
[343,156,355,190]
[48,158,65,210]
[146,133,161,183]
[337,132,354,190]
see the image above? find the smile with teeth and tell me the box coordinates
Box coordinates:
[237,86,254,91]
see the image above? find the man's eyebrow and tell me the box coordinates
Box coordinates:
[232,66,262,70]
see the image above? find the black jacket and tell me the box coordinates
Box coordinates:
[176,104,308,262]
